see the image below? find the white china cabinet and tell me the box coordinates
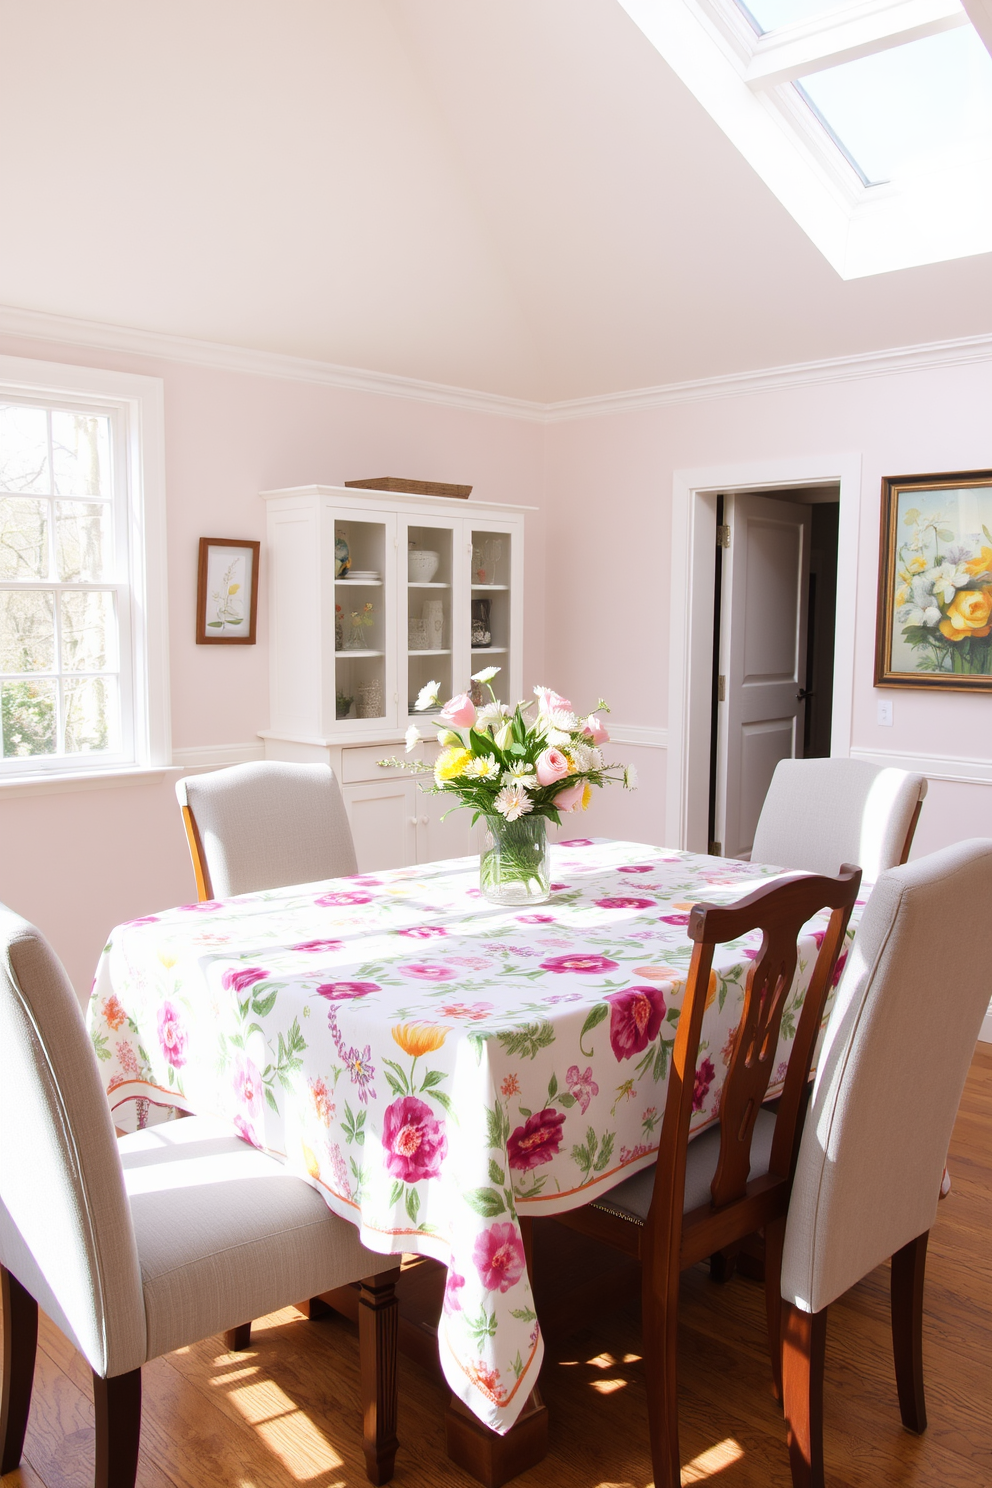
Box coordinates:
[259,484,528,871]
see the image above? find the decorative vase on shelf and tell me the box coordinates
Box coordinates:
[335,536,350,578]
[479,815,550,905]
[422,598,444,649]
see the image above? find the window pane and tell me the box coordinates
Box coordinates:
[798,26,992,184]
[0,405,50,495]
[0,497,49,579]
[57,501,110,581]
[51,411,111,497]
[63,676,118,754]
[0,590,55,673]
[736,1,848,33]
[60,590,117,671]
[2,678,56,756]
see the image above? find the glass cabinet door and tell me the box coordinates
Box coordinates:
[468,524,513,701]
[403,519,457,718]
[332,516,389,726]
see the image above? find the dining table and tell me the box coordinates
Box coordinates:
[87,836,862,1475]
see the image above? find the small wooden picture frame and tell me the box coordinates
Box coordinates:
[874,470,992,691]
[196,538,260,645]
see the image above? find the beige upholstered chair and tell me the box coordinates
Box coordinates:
[0,906,399,1488]
[176,760,358,900]
[778,839,992,1488]
[750,758,927,881]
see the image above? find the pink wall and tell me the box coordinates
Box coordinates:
[0,330,546,998]
[544,358,992,851]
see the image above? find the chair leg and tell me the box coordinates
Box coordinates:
[642,1268,682,1488]
[224,1323,252,1351]
[358,1267,400,1486]
[891,1230,928,1434]
[782,1301,827,1488]
[93,1369,142,1488]
[764,1215,786,1402]
[1,1266,39,1474]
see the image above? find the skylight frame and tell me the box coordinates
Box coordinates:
[618,0,992,276]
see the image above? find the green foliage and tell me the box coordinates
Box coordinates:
[1,679,54,757]
[464,1186,506,1218]
[496,1020,555,1060]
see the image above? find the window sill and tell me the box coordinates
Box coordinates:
[0,766,175,800]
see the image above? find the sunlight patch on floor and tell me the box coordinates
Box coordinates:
[589,1376,627,1394]
[220,1373,346,1479]
[680,1437,744,1483]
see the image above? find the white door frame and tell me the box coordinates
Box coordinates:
[666,452,863,851]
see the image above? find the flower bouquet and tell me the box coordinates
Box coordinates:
[379,667,636,904]
[895,512,992,677]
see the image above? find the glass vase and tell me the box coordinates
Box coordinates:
[480,815,550,905]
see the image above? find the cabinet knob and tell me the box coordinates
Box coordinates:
[421,815,429,825]
[409,817,418,826]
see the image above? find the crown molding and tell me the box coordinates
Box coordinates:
[0,304,547,423]
[2,303,991,426]
[543,332,992,421]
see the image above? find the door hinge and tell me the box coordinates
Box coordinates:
[717,524,731,548]
[717,675,726,702]
[708,840,722,857]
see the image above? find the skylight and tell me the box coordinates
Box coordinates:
[797,24,992,185]
[617,0,992,276]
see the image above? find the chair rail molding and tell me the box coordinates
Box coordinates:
[850,747,992,788]
[172,743,267,769]
[667,453,863,852]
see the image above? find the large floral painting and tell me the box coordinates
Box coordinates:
[875,471,992,692]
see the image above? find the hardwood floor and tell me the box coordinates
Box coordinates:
[4,1048,989,1488]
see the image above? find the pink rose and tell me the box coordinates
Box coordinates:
[535,687,572,714]
[619,864,654,874]
[398,925,447,940]
[596,897,654,910]
[157,1001,187,1068]
[582,713,610,744]
[221,966,269,994]
[605,985,667,1060]
[540,953,618,974]
[535,748,569,786]
[233,1055,264,1117]
[516,913,554,923]
[316,980,380,1000]
[314,891,372,907]
[443,1270,466,1313]
[553,778,585,813]
[441,693,476,728]
[507,1108,566,1170]
[403,963,456,981]
[473,1222,527,1293]
[292,939,345,953]
[382,1096,447,1182]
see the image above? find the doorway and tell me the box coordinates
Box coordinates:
[707,483,840,858]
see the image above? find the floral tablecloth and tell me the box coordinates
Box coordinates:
[88,839,859,1435]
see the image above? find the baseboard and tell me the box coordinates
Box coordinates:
[171,742,266,769]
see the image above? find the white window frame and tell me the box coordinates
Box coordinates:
[618,0,992,277]
[0,355,170,787]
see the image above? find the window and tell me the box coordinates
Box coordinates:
[0,357,169,781]
[618,0,992,276]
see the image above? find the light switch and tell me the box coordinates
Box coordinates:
[877,698,893,726]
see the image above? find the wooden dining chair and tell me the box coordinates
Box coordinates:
[552,863,862,1488]
[176,760,358,900]
[0,904,400,1488]
[779,839,992,1488]
[750,758,927,880]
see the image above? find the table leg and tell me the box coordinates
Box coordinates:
[444,1388,549,1488]
[359,1267,401,1486]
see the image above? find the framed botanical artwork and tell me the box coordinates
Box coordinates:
[196,538,259,644]
[875,471,992,691]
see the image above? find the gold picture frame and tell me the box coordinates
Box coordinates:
[196,538,259,645]
[875,471,992,692]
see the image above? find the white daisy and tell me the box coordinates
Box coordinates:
[476,701,511,727]
[623,763,638,791]
[471,665,501,684]
[494,784,533,821]
[404,723,421,753]
[547,707,579,733]
[464,755,500,779]
[502,762,537,789]
[567,741,593,772]
[415,680,441,711]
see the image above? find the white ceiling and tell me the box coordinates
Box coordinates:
[1,0,989,402]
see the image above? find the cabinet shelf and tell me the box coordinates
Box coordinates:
[408,581,450,589]
[471,646,507,655]
[335,649,385,658]
[336,579,383,586]
[471,583,508,591]
[408,648,450,656]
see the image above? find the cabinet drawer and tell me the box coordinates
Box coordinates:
[341,744,408,783]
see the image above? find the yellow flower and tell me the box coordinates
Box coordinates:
[228,583,241,594]
[434,747,471,785]
[894,583,910,607]
[392,1022,448,1057]
[580,782,593,810]
[302,1143,320,1178]
[907,556,927,574]
[938,587,992,641]
[158,950,176,969]
[965,545,992,577]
